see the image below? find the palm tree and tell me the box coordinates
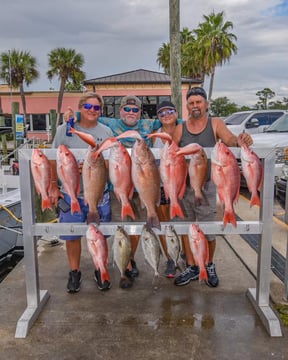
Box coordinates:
[47,48,85,126]
[0,49,39,129]
[194,11,238,101]
[157,43,170,74]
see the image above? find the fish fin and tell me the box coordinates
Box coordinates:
[170,203,185,219]
[223,210,237,228]
[42,197,53,211]
[87,211,100,225]
[250,194,261,208]
[178,180,187,200]
[122,203,136,220]
[70,200,81,215]
[147,215,161,230]
[128,186,134,200]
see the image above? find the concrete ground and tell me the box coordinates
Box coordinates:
[0,195,288,360]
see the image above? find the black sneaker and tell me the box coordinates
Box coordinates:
[67,270,81,293]
[119,269,134,289]
[205,263,219,287]
[164,259,176,278]
[174,265,199,286]
[94,269,111,291]
[129,259,139,278]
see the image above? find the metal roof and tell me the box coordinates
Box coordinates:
[84,68,201,85]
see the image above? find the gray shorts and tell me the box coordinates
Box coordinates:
[179,180,217,241]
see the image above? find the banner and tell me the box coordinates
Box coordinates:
[15,114,24,140]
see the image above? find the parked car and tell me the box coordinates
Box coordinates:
[275,163,288,209]
[225,110,286,135]
[251,113,288,179]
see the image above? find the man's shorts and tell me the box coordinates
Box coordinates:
[179,180,217,242]
[59,191,111,240]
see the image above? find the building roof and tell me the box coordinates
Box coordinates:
[84,68,201,85]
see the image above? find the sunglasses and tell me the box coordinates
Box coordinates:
[158,109,176,118]
[123,106,140,113]
[83,103,101,111]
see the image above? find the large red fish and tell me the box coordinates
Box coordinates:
[86,224,110,285]
[148,132,190,219]
[31,149,53,211]
[57,144,81,214]
[96,138,135,220]
[211,142,240,228]
[176,144,208,206]
[188,224,209,283]
[240,144,263,207]
[117,130,161,230]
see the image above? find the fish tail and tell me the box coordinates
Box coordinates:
[170,203,185,219]
[147,215,161,230]
[100,265,110,282]
[122,203,135,220]
[42,197,53,211]
[250,194,261,208]
[70,200,81,215]
[199,267,208,282]
[223,210,237,228]
[87,211,100,225]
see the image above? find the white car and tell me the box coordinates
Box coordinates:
[225,110,286,135]
[251,113,288,179]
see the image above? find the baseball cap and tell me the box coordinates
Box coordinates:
[157,100,176,113]
[186,87,207,100]
[120,95,142,108]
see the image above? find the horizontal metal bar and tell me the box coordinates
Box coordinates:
[32,221,262,237]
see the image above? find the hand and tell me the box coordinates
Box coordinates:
[63,106,78,123]
[237,132,253,147]
[49,182,63,206]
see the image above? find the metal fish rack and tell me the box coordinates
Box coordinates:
[15,147,282,338]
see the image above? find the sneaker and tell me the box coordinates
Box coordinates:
[165,259,176,278]
[67,270,81,293]
[119,269,134,289]
[174,265,199,286]
[94,269,111,291]
[205,263,219,287]
[129,259,139,278]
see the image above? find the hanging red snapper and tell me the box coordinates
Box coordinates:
[86,224,110,285]
[188,224,209,283]
[96,138,135,220]
[31,149,53,211]
[211,142,240,228]
[240,144,263,207]
[147,132,188,219]
[117,130,161,230]
[176,144,208,206]
[57,144,81,214]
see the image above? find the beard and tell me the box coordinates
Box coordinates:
[190,108,202,119]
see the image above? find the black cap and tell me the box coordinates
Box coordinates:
[186,87,207,100]
[157,100,176,113]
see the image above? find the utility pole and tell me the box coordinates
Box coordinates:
[169,0,182,117]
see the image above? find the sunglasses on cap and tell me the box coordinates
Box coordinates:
[186,87,207,100]
[123,106,140,113]
[83,103,101,111]
[158,109,176,118]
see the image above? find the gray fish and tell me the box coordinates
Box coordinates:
[140,224,161,277]
[164,225,181,267]
[112,226,132,279]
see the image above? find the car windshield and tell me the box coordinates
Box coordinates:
[225,112,251,125]
[264,113,288,132]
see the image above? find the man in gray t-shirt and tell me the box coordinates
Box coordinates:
[50,92,113,294]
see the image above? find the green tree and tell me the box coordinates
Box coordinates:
[210,96,239,117]
[47,48,85,126]
[0,49,39,129]
[255,88,275,109]
[194,11,238,101]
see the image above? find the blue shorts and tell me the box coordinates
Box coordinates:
[59,191,111,240]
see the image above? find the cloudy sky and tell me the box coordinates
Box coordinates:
[1,0,288,107]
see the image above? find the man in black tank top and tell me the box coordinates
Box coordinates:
[173,87,253,288]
